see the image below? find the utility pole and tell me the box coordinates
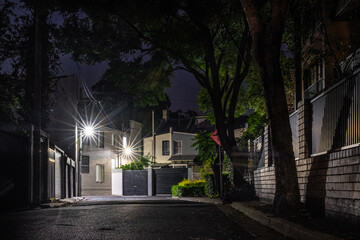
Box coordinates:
[31,2,43,207]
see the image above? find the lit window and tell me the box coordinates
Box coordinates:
[96,164,104,183]
[111,134,116,146]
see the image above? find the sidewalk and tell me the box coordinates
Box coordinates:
[179,197,342,240]
[41,196,85,208]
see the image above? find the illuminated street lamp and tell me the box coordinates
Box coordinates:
[84,125,95,137]
[76,123,97,196]
[124,147,132,156]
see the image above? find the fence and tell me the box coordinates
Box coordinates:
[311,69,360,154]
[289,110,299,158]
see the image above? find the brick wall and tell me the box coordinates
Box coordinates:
[254,166,275,200]
[252,99,360,220]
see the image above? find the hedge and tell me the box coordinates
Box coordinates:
[171,179,206,197]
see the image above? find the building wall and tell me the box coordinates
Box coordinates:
[81,127,122,195]
[172,132,197,155]
[143,132,197,164]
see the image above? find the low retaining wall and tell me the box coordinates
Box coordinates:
[253,146,360,220]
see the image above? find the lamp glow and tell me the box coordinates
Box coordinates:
[84,126,95,137]
[124,147,132,155]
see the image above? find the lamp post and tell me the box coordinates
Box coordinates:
[76,124,95,196]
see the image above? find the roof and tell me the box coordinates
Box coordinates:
[155,117,196,135]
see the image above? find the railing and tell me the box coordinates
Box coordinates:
[289,111,299,158]
[253,135,265,168]
[305,78,324,99]
[311,69,360,154]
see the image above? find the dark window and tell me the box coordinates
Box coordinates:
[162,140,169,155]
[81,155,90,173]
[174,141,182,155]
[96,131,104,148]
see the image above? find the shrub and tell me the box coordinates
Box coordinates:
[120,156,150,170]
[172,179,206,197]
[204,173,232,198]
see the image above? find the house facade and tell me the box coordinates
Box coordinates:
[249,1,360,222]
[143,129,197,168]
[143,110,198,168]
[81,121,142,195]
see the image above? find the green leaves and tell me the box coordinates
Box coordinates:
[192,131,217,165]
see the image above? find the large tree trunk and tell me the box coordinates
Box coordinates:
[240,0,300,214]
[211,156,221,195]
[261,53,300,214]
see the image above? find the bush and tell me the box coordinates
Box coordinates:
[203,173,232,198]
[171,179,206,197]
[120,156,150,170]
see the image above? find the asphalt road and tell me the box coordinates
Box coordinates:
[0,200,285,240]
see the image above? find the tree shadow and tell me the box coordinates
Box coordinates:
[305,154,329,216]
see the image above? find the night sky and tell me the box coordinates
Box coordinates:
[60,54,202,113]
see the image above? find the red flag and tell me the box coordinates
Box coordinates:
[210,129,221,146]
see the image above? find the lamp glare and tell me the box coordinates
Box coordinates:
[84,126,94,137]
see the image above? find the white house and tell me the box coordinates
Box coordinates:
[143,111,198,168]
[81,120,142,195]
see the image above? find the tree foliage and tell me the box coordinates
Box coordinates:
[0,1,61,127]
[192,131,217,166]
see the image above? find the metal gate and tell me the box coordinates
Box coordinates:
[154,168,188,195]
[123,170,148,195]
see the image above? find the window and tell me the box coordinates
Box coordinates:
[111,133,116,146]
[174,140,182,155]
[81,155,89,173]
[304,62,323,89]
[96,131,104,148]
[162,140,169,155]
[96,164,104,183]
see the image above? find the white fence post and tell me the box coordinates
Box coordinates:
[112,168,123,196]
[148,168,153,196]
[188,168,193,181]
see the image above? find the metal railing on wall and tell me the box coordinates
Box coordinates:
[289,111,299,158]
[311,69,360,154]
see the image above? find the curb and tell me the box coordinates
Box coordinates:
[230,202,342,240]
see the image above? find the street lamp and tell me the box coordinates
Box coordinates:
[76,123,96,196]
[84,125,95,137]
[124,147,132,156]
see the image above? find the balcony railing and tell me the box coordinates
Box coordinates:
[304,78,324,100]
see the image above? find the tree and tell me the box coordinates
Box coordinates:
[192,131,221,193]
[58,0,253,188]
[240,0,300,213]
[0,0,61,128]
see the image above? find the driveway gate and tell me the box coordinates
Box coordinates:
[154,168,188,195]
[123,170,148,195]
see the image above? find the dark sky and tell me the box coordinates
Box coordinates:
[59,55,201,113]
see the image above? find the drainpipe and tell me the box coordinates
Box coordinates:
[169,127,173,167]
